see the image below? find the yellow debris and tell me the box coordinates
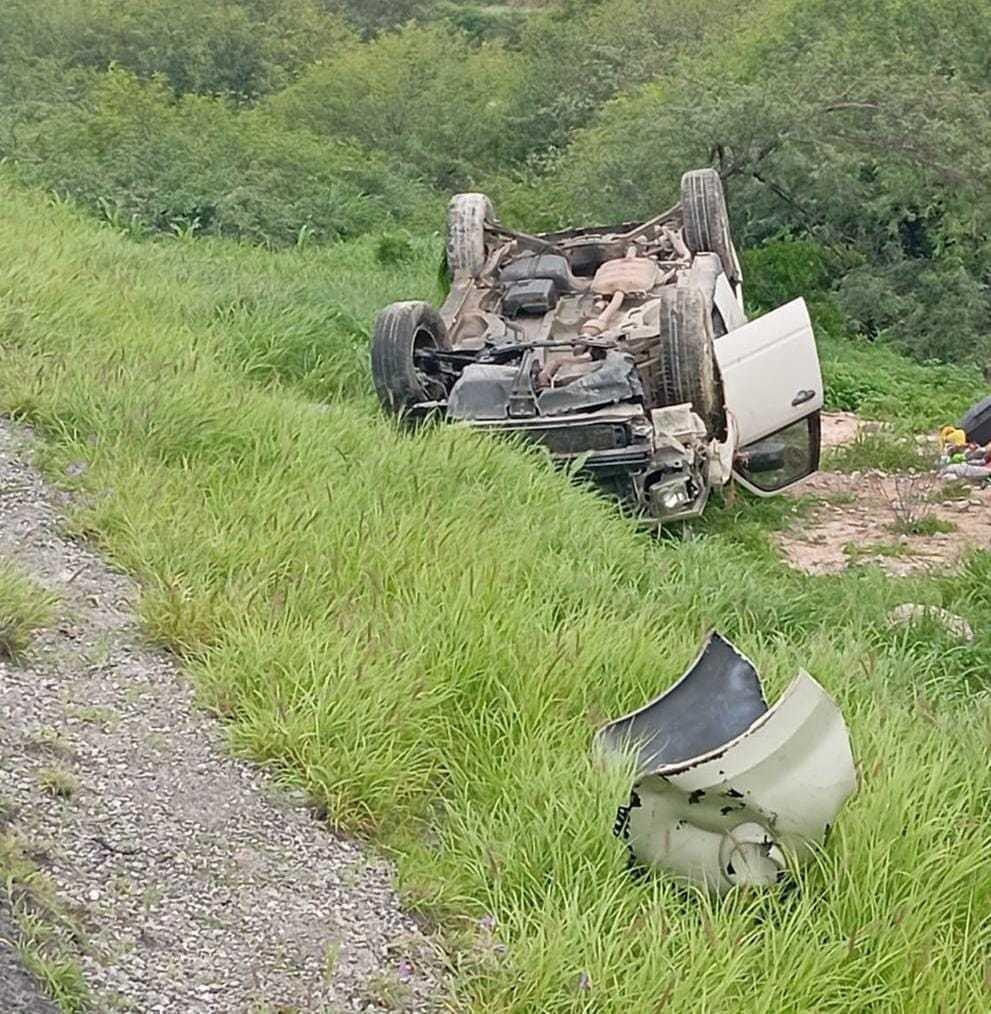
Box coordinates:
[939,426,967,447]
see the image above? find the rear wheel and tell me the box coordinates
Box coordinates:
[446,193,495,278]
[628,287,724,434]
[371,301,449,419]
[681,169,739,285]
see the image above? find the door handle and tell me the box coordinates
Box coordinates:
[792,389,816,407]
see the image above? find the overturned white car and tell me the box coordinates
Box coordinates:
[598,633,857,894]
[371,169,824,523]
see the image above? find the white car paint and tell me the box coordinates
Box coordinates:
[715,297,823,447]
[713,271,747,332]
[599,634,857,895]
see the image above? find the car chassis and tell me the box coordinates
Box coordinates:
[371,170,824,523]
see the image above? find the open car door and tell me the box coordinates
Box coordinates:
[714,298,823,496]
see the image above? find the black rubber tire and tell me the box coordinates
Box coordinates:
[681,169,739,285]
[446,193,495,277]
[371,301,449,418]
[638,287,723,433]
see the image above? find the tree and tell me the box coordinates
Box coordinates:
[268,24,516,189]
[325,1,434,36]
[2,0,353,101]
[548,0,991,363]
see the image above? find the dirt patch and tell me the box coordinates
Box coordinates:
[778,469,991,575]
[820,411,869,450]
[0,420,443,1012]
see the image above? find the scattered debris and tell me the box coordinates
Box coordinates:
[937,401,991,482]
[597,633,856,896]
[781,438,991,576]
[939,462,991,481]
[958,394,991,445]
[887,604,975,642]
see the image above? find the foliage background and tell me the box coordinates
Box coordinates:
[2,0,987,367]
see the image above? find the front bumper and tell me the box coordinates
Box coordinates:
[597,633,857,894]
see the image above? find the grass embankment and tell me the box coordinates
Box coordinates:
[1,181,989,1011]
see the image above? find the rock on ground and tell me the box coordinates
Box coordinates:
[0,419,443,1013]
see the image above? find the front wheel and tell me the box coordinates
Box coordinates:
[654,287,725,436]
[371,301,449,419]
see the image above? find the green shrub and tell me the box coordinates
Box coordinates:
[819,334,986,429]
[268,24,517,191]
[0,561,56,660]
[328,0,435,36]
[1,0,352,101]
[839,259,991,367]
[741,239,851,340]
[824,431,932,473]
[12,71,438,246]
[433,2,529,44]
[504,0,741,162]
[374,232,417,266]
[740,240,836,309]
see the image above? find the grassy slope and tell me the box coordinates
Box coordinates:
[1,180,989,1011]
[819,334,987,432]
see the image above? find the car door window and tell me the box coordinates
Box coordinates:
[734,413,821,492]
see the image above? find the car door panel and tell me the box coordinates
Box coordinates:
[714,298,822,445]
[714,298,823,495]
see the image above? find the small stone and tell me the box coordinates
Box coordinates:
[0,416,442,1011]
[887,604,974,642]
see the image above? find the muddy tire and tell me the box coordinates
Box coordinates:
[630,288,723,433]
[446,193,494,277]
[681,169,739,284]
[371,301,449,419]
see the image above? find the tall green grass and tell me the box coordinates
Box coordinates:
[0,560,56,659]
[1,180,989,1011]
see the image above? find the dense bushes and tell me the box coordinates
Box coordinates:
[1,0,350,100]
[550,0,991,365]
[268,25,517,190]
[13,71,437,245]
[500,0,745,161]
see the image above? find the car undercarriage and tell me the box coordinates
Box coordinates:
[371,169,823,523]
